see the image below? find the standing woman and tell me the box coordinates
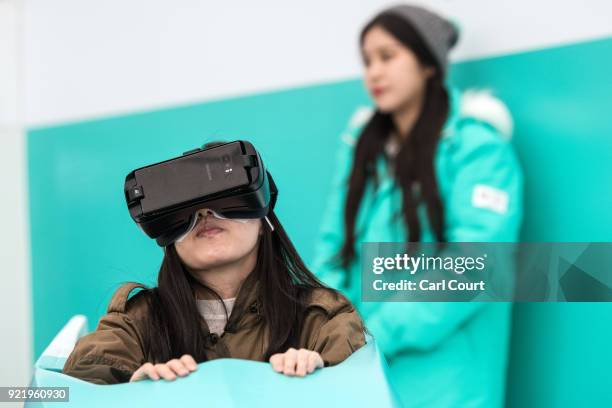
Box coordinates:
[312,4,523,408]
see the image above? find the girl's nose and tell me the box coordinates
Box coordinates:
[196,209,212,219]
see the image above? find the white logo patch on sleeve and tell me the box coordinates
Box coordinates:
[471,184,509,214]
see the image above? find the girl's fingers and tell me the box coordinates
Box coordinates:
[129,366,145,382]
[130,357,199,383]
[143,363,161,381]
[166,359,189,376]
[269,353,284,372]
[306,353,318,373]
[307,352,324,373]
[154,363,177,381]
[130,362,159,382]
[282,348,298,376]
[295,349,310,377]
[180,354,198,371]
[137,350,324,382]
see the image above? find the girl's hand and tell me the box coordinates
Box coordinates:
[269,348,324,377]
[129,354,198,382]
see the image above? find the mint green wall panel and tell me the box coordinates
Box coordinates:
[448,36,612,408]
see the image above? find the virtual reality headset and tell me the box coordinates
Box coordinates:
[124,140,278,246]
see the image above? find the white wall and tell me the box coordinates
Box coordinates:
[24,0,612,127]
[0,0,32,393]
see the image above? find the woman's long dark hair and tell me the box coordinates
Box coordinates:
[140,211,326,363]
[340,13,449,268]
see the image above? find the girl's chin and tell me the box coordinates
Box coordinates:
[374,100,399,114]
[189,256,232,270]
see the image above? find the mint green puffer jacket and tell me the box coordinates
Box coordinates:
[311,88,523,408]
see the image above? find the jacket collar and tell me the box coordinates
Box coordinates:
[220,272,262,333]
[192,271,262,336]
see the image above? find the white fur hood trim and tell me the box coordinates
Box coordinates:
[348,106,374,130]
[341,106,374,145]
[459,89,513,139]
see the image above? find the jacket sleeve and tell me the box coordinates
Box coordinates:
[363,120,523,357]
[62,284,147,384]
[310,121,362,290]
[308,303,367,367]
[444,120,523,242]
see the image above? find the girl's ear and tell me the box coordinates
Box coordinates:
[423,65,436,79]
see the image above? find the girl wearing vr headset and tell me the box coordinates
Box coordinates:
[312,4,523,408]
[63,170,366,384]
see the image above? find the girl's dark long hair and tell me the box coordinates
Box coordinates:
[141,211,326,363]
[340,13,449,269]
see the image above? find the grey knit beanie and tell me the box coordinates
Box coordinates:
[381,4,459,73]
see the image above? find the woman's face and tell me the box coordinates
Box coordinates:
[175,210,262,271]
[361,25,434,113]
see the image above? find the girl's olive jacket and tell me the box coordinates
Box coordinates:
[63,277,366,385]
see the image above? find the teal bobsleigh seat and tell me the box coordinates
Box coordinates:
[29,316,401,407]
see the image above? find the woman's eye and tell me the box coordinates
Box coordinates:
[380,52,393,62]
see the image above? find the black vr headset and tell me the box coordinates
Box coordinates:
[124,140,278,246]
